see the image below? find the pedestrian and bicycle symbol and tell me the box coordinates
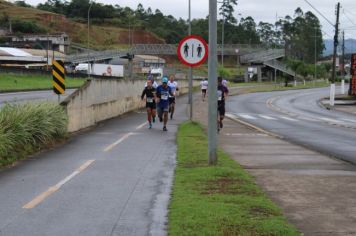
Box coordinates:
[177,35,208,67]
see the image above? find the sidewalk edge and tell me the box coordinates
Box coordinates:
[225,113,283,139]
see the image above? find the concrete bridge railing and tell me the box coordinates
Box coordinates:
[62,78,200,132]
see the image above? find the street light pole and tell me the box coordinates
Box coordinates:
[221,12,225,67]
[87,1,93,79]
[208,0,218,165]
[219,0,227,68]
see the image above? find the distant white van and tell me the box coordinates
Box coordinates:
[75,63,124,77]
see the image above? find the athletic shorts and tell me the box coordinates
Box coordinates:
[169,97,176,105]
[157,106,169,117]
[146,102,156,109]
[218,102,225,116]
[202,89,207,94]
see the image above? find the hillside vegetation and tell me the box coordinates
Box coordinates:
[0,0,326,65]
[0,0,164,49]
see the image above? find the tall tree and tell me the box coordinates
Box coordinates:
[219,0,238,24]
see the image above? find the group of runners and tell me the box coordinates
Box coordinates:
[141,74,228,132]
[141,75,179,131]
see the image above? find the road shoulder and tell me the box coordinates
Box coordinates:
[193,98,356,236]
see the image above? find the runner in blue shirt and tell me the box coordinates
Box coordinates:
[156,76,173,131]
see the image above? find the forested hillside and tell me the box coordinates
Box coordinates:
[0,0,325,62]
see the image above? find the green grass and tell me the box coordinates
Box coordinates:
[335,95,356,101]
[168,122,299,236]
[0,73,85,92]
[0,102,68,168]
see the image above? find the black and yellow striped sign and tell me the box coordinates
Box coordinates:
[52,60,65,95]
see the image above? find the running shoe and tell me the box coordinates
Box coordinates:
[148,123,152,129]
[163,126,168,131]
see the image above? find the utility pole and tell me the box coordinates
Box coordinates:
[330,2,340,107]
[341,30,345,94]
[208,0,218,165]
[314,26,317,80]
[188,0,193,120]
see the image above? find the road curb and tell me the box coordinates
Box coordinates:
[225,113,283,139]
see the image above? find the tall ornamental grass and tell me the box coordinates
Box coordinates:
[0,102,68,167]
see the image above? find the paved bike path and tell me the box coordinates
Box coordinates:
[0,96,189,236]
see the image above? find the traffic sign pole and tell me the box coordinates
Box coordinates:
[177,35,209,120]
[188,0,193,120]
[208,0,218,165]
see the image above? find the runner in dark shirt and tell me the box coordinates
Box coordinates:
[217,76,229,132]
[141,80,157,129]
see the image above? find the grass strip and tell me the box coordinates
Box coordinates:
[230,81,329,93]
[0,102,68,168]
[168,122,299,236]
[0,73,85,92]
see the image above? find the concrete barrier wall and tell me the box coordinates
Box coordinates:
[62,79,199,132]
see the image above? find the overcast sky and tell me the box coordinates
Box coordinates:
[25,0,356,39]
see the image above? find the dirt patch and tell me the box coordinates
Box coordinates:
[202,177,257,195]
[118,30,164,44]
[181,159,208,168]
[249,207,280,217]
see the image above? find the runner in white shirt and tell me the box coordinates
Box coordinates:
[200,78,208,101]
[145,74,158,88]
[167,75,179,120]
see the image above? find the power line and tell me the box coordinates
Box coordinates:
[342,9,356,26]
[321,29,333,38]
[302,0,335,27]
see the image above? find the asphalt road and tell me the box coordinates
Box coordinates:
[0,89,76,105]
[0,95,188,235]
[227,87,356,164]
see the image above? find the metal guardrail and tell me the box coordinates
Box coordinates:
[263,59,296,77]
[240,49,285,64]
[65,44,268,63]
[66,49,128,63]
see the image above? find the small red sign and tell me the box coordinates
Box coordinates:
[351,54,356,95]
[177,35,208,67]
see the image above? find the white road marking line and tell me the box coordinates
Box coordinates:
[320,117,342,123]
[258,115,277,120]
[104,132,135,152]
[136,122,147,130]
[225,133,268,137]
[238,114,257,120]
[340,118,356,123]
[280,116,299,122]
[23,160,95,209]
[298,116,319,122]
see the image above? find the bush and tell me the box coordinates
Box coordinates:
[11,19,47,34]
[0,102,68,167]
[218,66,232,79]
